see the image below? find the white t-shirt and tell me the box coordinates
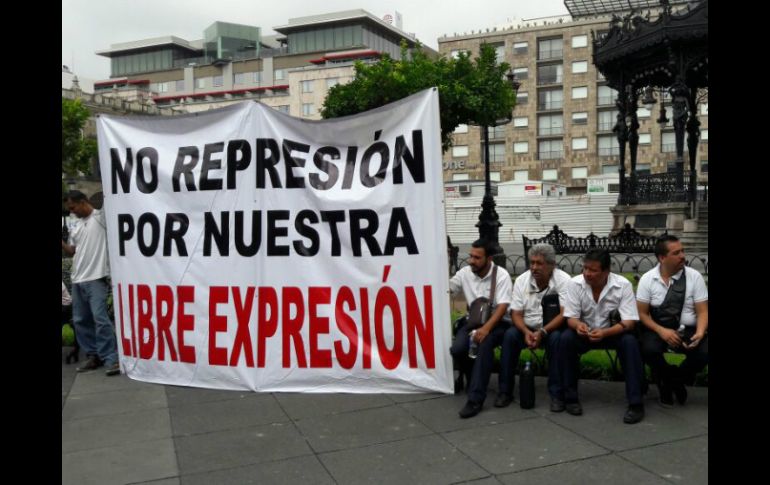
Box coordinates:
[563,273,639,330]
[636,265,708,327]
[69,209,110,284]
[511,268,571,330]
[450,263,513,309]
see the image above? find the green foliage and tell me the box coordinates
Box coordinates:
[322,42,517,151]
[62,98,97,179]
[62,323,75,346]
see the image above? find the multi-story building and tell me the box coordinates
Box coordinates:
[438,9,708,194]
[94,10,434,117]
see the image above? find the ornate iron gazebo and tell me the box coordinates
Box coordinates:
[589,0,708,208]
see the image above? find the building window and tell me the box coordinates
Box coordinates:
[513,116,528,128]
[661,131,676,152]
[490,171,501,182]
[572,35,588,48]
[175,79,185,92]
[454,124,468,134]
[572,137,588,150]
[513,141,529,153]
[637,163,651,175]
[492,43,505,64]
[213,75,223,87]
[572,61,588,74]
[302,103,314,116]
[638,133,651,145]
[326,77,339,89]
[452,145,469,157]
[234,72,247,84]
[514,169,529,181]
[572,166,588,179]
[196,77,207,89]
[538,114,563,136]
[489,125,506,139]
[602,164,618,175]
[701,159,708,173]
[598,135,619,156]
[538,38,563,60]
[542,169,558,180]
[538,139,563,159]
[513,67,528,80]
[637,107,651,118]
[597,85,617,106]
[274,69,286,81]
[301,80,313,93]
[154,82,169,93]
[701,129,708,141]
[452,173,469,181]
[451,49,470,59]
[513,41,528,55]
[486,143,505,162]
[597,110,618,131]
[571,86,588,99]
[537,64,563,85]
[274,105,289,113]
[517,91,528,105]
[537,88,563,110]
[572,112,588,125]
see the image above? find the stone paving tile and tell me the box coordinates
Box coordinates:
[169,393,289,436]
[165,384,257,407]
[620,435,708,484]
[274,392,394,419]
[180,455,334,485]
[62,438,177,485]
[63,408,172,453]
[497,454,670,484]
[63,386,168,421]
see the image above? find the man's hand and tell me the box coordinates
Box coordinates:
[474,327,490,343]
[575,322,590,337]
[525,330,541,349]
[587,328,605,343]
[683,332,704,349]
[658,327,683,348]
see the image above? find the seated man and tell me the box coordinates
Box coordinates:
[637,235,708,407]
[450,239,512,418]
[498,243,570,411]
[560,248,645,424]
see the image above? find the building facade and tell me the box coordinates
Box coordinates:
[94,11,434,119]
[437,14,708,194]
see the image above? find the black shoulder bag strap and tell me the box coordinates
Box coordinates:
[653,270,687,330]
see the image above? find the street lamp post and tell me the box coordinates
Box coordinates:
[475,70,520,266]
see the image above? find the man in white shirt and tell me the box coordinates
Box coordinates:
[637,235,708,407]
[61,191,120,376]
[561,249,645,424]
[499,243,571,411]
[449,239,513,418]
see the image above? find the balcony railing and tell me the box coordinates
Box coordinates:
[538,49,563,61]
[598,121,614,131]
[538,127,564,136]
[537,101,563,110]
[620,171,696,205]
[537,76,563,85]
[597,96,616,106]
[598,147,620,156]
[661,143,676,153]
[538,150,564,160]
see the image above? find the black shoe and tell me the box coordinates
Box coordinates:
[494,393,513,408]
[459,401,483,418]
[76,356,102,373]
[550,398,566,413]
[673,378,688,405]
[658,382,674,408]
[565,401,583,416]
[624,404,645,424]
[105,363,121,377]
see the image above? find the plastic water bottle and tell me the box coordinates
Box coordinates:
[468,330,479,359]
[668,324,686,352]
[519,361,535,409]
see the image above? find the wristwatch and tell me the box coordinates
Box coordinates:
[539,327,548,337]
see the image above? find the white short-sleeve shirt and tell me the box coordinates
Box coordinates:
[450,263,513,308]
[563,273,639,329]
[511,268,571,329]
[69,209,110,284]
[636,265,708,327]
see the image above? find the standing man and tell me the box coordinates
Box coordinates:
[498,243,571,410]
[61,191,120,376]
[637,235,708,407]
[560,249,645,424]
[450,239,513,418]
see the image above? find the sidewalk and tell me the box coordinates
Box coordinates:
[62,347,708,485]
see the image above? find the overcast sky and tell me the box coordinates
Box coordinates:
[62,0,569,81]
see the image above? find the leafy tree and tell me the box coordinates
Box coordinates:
[62,98,97,179]
[321,43,517,151]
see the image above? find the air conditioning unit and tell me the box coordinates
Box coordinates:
[458,184,471,194]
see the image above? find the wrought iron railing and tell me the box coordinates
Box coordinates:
[620,172,695,205]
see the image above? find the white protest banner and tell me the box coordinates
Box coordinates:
[96,88,453,393]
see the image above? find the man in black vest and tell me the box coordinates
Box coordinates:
[637,235,708,407]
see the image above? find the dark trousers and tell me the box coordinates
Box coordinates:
[450,323,507,404]
[500,326,563,399]
[640,326,709,386]
[559,328,644,406]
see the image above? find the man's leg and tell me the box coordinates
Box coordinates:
[679,332,709,386]
[71,283,97,360]
[499,326,525,399]
[613,333,644,406]
[544,329,564,402]
[467,325,506,406]
[640,329,673,406]
[451,324,473,391]
[83,279,119,370]
[559,328,589,414]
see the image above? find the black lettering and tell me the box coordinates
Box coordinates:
[172,146,199,192]
[360,141,389,187]
[200,142,224,191]
[393,131,425,184]
[309,147,340,190]
[294,210,320,256]
[267,210,290,256]
[384,207,419,255]
[226,140,252,190]
[350,209,382,256]
[117,214,134,256]
[111,148,133,194]
[256,138,281,188]
[135,148,159,194]
[234,210,262,256]
[282,139,310,189]
[204,212,229,256]
[137,213,160,256]
[321,211,346,256]
[342,146,357,189]
[163,213,189,256]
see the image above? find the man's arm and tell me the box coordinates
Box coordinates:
[590,281,638,342]
[563,281,589,336]
[61,239,75,257]
[474,303,509,343]
[637,301,682,348]
[685,300,708,349]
